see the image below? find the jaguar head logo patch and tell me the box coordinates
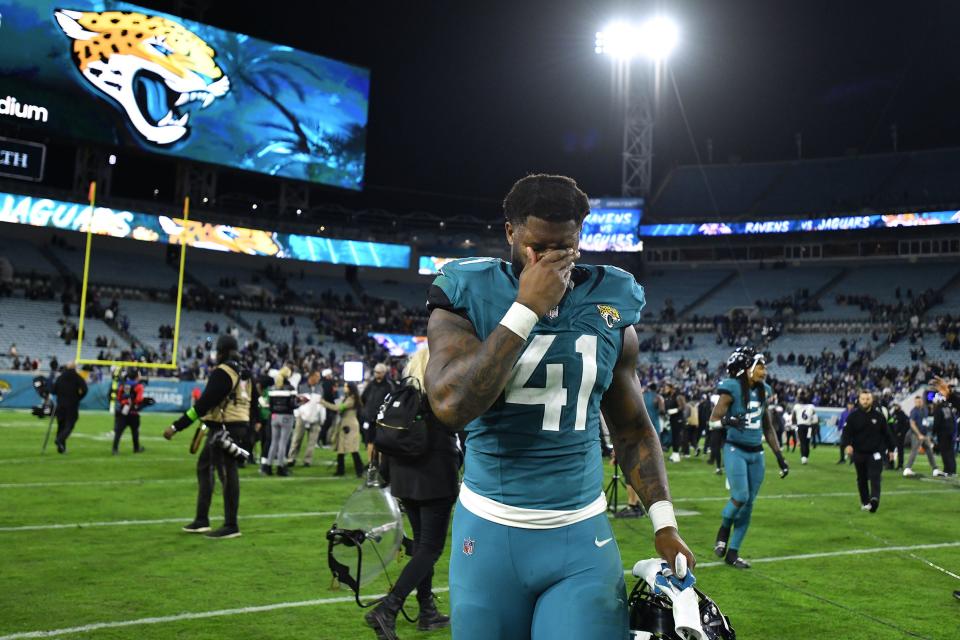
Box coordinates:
[597,304,621,329]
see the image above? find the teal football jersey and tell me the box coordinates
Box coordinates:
[428,258,645,510]
[716,377,773,447]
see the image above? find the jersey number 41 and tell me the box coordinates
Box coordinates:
[505,334,597,431]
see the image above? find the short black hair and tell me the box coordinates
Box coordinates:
[503,174,590,226]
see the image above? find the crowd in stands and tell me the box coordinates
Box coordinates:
[755,288,822,315]
[835,287,943,323]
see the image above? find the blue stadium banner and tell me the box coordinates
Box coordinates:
[368,333,427,356]
[639,211,960,237]
[581,198,643,252]
[0,1,370,189]
[0,190,411,268]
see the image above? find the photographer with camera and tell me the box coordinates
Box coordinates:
[163,335,258,539]
[112,368,146,455]
[51,362,87,454]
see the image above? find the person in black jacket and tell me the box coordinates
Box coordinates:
[365,348,460,640]
[52,362,87,454]
[360,363,395,459]
[928,377,960,602]
[841,390,895,513]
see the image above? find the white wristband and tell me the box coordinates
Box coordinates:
[499,302,539,340]
[648,500,678,533]
[708,420,721,429]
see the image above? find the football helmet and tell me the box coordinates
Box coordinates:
[629,578,735,640]
[726,347,764,379]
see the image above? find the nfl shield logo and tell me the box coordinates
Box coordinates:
[462,537,475,556]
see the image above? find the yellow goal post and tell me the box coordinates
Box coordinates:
[74,181,188,370]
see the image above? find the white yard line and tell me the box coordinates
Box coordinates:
[2,542,957,639]
[0,511,339,532]
[0,475,345,488]
[682,541,960,570]
[673,488,954,502]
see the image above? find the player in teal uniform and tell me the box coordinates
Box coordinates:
[422,174,694,640]
[710,346,789,568]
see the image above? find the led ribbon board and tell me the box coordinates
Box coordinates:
[580,198,643,252]
[638,211,960,237]
[1,1,370,189]
[0,191,411,268]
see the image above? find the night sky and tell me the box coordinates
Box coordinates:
[142,0,960,211]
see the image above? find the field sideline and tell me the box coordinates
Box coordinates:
[1,410,957,639]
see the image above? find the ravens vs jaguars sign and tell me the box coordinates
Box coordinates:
[0,1,370,190]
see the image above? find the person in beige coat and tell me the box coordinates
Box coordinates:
[322,381,364,477]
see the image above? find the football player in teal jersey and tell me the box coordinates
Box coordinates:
[424,174,694,640]
[710,347,789,569]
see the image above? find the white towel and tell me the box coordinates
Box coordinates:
[631,559,706,640]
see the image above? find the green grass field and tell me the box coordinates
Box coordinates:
[1,409,957,639]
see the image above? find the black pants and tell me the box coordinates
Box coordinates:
[852,452,884,506]
[937,429,957,475]
[708,429,724,468]
[670,417,687,454]
[55,406,78,447]
[686,425,701,452]
[336,452,364,477]
[392,496,456,602]
[895,428,908,469]
[112,413,141,452]
[196,423,245,528]
[798,424,812,458]
[319,410,335,448]
[258,420,271,464]
[811,424,821,447]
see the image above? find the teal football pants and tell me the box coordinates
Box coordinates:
[721,444,765,552]
[449,503,628,640]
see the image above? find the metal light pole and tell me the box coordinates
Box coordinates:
[596,17,677,198]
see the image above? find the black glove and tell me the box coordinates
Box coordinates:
[775,451,789,478]
[172,413,194,432]
[721,414,748,430]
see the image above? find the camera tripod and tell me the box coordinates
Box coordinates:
[605,463,629,513]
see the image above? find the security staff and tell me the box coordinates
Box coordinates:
[931,399,957,477]
[112,368,146,455]
[163,335,258,539]
[52,361,87,454]
[663,381,687,462]
[841,390,895,513]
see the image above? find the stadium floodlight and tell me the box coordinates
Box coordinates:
[595,16,678,62]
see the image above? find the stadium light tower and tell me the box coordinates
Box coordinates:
[596,16,678,197]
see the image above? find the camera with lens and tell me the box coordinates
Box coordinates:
[31,376,54,420]
[210,429,250,460]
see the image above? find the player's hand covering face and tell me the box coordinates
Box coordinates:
[507,216,581,318]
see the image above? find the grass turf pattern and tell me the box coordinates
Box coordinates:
[0,410,957,639]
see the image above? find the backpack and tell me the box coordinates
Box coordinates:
[374,378,429,460]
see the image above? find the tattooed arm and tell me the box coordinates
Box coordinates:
[425,247,577,430]
[424,308,528,429]
[601,325,696,570]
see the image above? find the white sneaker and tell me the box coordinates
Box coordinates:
[801,456,808,465]
[932,469,943,477]
[861,503,872,511]
[902,468,916,477]
[670,452,681,463]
